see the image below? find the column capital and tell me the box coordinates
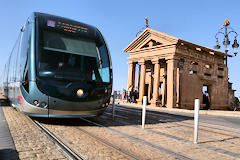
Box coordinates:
[127,61,134,65]
[151,58,160,64]
[138,59,145,65]
[166,58,180,63]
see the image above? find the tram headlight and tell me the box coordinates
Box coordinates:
[34,100,39,105]
[105,88,108,94]
[76,89,84,97]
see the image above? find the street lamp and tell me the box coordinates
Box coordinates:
[214,19,239,65]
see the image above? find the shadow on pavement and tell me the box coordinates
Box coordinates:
[0,99,10,106]
[199,136,239,144]
[33,105,193,127]
[0,149,19,160]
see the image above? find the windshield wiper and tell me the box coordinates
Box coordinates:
[96,47,102,77]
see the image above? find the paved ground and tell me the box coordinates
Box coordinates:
[117,100,240,118]
[0,98,18,160]
[2,106,65,160]
[117,101,240,129]
[1,94,240,159]
[105,103,240,159]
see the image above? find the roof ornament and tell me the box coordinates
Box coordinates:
[136,17,149,37]
[221,19,230,29]
[145,17,149,28]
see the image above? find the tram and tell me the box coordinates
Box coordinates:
[0,12,112,117]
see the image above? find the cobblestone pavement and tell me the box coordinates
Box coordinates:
[2,107,65,160]
[42,119,178,160]
[3,104,240,160]
[101,105,240,160]
[42,121,138,160]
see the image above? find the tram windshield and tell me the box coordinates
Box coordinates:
[38,31,110,83]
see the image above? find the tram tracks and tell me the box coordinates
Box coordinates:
[29,117,143,160]
[28,117,85,160]
[75,125,143,160]
[102,105,240,159]
[112,105,240,144]
[101,113,240,159]
[114,105,240,136]
[29,115,193,160]
[78,117,193,160]
[26,105,240,160]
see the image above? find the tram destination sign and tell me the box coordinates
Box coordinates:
[47,20,88,34]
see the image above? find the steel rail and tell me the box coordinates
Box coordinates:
[28,117,85,160]
[114,105,240,135]
[106,106,240,158]
[101,113,240,159]
[79,117,193,160]
[76,126,143,160]
[113,106,240,142]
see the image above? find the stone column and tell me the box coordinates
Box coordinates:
[162,62,167,106]
[137,60,146,105]
[127,61,136,89]
[162,76,166,106]
[151,59,160,106]
[176,67,180,107]
[166,58,178,108]
[132,63,136,88]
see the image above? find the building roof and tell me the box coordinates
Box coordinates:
[124,28,232,57]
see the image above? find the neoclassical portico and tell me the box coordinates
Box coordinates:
[124,28,231,110]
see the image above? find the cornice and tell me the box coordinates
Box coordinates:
[124,28,179,53]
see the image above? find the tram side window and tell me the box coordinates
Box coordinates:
[97,46,110,82]
[2,65,7,91]
[9,37,20,83]
[96,32,110,83]
[19,21,31,81]
[6,56,11,84]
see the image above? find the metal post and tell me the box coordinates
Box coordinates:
[142,96,147,129]
[194,98,200,144]
[112,91,116,120]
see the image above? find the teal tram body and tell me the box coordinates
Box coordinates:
[0,13,112,118]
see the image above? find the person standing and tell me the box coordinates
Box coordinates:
[130,87,134,103]
[203,91,210,110]
[128,85,134,103]
[122,88,126,103]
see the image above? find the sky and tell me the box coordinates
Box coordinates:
[0,0,240,96]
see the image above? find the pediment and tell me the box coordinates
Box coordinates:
[124,28,179,53]
[140,39,162,49]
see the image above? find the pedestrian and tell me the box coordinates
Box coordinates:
[127,86,131,103]
[130,87,134,103]
[128,85,134,103]
[203,91,210,110]
[122,88,126,103]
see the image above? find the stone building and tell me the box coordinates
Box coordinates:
[124,28,232,110]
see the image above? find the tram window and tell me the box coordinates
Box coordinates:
[20,22,31,80]
[43,31,98,58]
[39,30,110,83]
[96,46,110,82]
[96,31,110,83]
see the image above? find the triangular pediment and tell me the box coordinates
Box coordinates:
[124,28,179,53]
[141,39,162,48]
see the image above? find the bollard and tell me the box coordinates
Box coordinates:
[112,91,116,120]
[194,98,200,144]
[142,96,147,129]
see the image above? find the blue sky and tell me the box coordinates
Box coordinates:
[0,0,240,96]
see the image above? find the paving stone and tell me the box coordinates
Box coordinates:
[2,107,65,160]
